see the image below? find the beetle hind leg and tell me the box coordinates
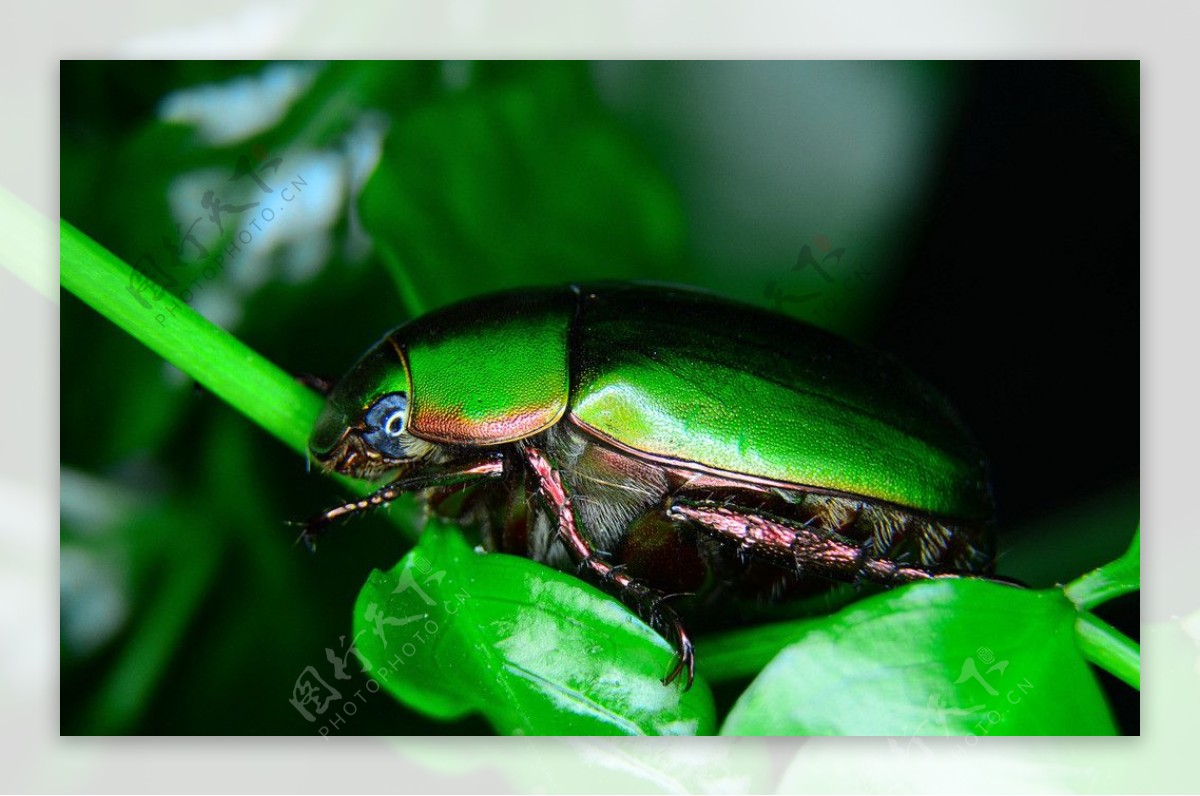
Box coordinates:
[667,495,975,588]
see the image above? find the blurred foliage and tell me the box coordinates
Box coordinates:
[60,60,1139,735]
[360,62,684,314]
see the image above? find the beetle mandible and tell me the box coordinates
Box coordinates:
[302,283,996,688]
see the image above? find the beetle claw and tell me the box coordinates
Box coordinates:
[284,519,320,553]
[290,523,320,552]
[299,530,318,553]
[640,593,696,690]
[657,612,696,691]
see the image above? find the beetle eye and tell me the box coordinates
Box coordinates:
[361,392,416,458]
[384,411,404,437]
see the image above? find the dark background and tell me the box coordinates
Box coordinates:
[878,63,1139,731]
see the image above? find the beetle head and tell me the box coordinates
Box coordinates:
[309,339,435,480]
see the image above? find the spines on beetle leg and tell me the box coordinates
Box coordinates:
[669,499,943,587]
[785,492,992,575]
[669,490,993,587]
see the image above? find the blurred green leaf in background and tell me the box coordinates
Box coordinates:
[59,60,1139,735]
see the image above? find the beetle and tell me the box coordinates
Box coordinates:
[302,282,996,689]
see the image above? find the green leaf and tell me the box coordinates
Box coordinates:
[352,520,716,735]
[720,579,1116,735]
[359,62,685,316]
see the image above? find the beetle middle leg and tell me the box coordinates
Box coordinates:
[524,446,696,689]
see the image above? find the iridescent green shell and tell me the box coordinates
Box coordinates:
[311,283,991,522]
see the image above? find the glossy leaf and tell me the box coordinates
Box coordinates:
[721,579,1117,735]
[352,520,716,736]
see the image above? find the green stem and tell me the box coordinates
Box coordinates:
[695,621,807,684]
[60,220,323,456]
[60,219,422,543]
[1061,528,1140,688]
[695,591,861,683]
[1075,610,1140,690]
[1064,527,1140,611]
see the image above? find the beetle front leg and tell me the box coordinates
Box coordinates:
[524,447,696,689]
[301,455,505,550]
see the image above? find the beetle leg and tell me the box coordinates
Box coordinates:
[524,446,696,689]
[300,455,505,550]
[668,497,963,587]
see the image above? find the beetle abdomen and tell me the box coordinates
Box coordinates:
[471,423,992,605]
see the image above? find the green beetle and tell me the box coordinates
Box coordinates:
[304,283,995,688]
